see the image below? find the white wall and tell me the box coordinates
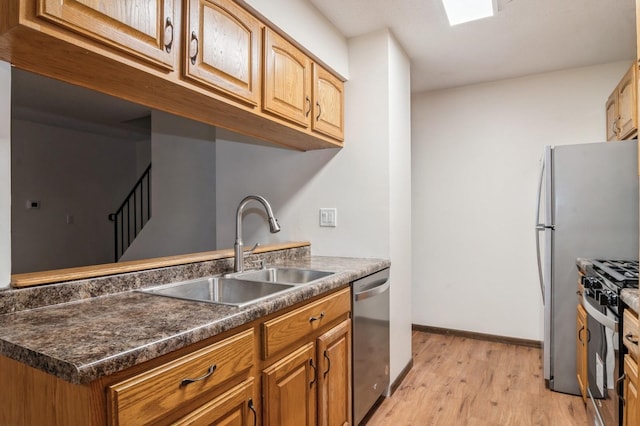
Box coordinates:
[387,34,412,384]
[0,61,10,289]
[215,29,413,386]
[121,111,217,260]
[411,61,631,340]
[11,119,139,272]
[242,0,348,79]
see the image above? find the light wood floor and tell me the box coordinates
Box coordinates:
[366,331,588,426]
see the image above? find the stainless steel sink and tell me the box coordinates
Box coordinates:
[232,267,334,284]
[141,276,295,307]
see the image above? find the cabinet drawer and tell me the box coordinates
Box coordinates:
[262,288,350,359]
[172,378,256,426]
[108,329,254,425]
[624,309,640,359]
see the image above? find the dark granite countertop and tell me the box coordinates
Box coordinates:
[0,256,389,384]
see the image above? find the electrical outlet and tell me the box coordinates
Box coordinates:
[26,200,40,209]
[319,208,337,227]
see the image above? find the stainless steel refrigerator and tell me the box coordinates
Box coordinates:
[535,140,638,395]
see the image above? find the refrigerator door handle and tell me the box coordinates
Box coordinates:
[535,156,546,301]
[535,228,545,301]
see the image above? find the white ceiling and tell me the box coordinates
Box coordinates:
[308,0,637,93]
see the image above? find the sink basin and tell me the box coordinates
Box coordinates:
[233,267,334,284]
[141,277,295,307]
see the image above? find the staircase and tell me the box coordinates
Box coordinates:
[109,164,151,261]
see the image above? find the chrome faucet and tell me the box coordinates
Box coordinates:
[234,195,281,272]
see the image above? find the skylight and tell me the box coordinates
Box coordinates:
[442,0,495,26]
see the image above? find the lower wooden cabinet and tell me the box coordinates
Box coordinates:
[576,304,588,403]
[262,319,353,426]
[317,318,352,426]
[263,342,317,426]
[107,329,255,425]
[0,287,353,426]
[623,308,640,426]
[624,355,639,426]
[261,288,352,426]
[173,378,257,426]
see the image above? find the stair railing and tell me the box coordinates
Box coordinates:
[109,164,151,261]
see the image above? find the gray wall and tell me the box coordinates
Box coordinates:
[11,119,141,273]
[120,111,217,261]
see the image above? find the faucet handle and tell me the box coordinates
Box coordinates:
[244,242,260,255]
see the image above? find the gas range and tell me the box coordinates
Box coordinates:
[589,259,639,287]
[580,259,637,426]
[583,259,638,314]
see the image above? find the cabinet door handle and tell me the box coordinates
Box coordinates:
[323,350,331,378]
[190,31,199,66]
[164,17,174,53]
[316,102,322,121]
[309,358,317,388]
[248,398,257,426]
[180,364,216,387]
[625,333,639,345]
[578,326,585,344]
[305,96,311,117]
[309,311,325,323]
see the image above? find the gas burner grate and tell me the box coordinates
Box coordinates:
[591,259,639,287]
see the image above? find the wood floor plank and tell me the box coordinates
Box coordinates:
[365,331,588,426]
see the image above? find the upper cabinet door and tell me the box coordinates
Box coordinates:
[312,64,344,142]
[606,91,619,141]
[262,28,312,128]
[618,65,637,139]
[185,0,261,107]
[37,0,175,70]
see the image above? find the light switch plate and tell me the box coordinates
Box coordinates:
[319,208,337,227]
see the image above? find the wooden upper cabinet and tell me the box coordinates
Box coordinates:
[312,64,344,141]
[36,0,176,70]
[618,64,637,139]
[184,0,261,106]
[606,63,638,141]
[263,27,312,128]
[606,91,619,141]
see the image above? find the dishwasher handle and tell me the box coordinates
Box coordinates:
[354,279,390,301]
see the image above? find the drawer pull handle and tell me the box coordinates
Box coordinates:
[625,333,639,345]
[323,350,331,378]
[309,359,317,388]
[248,398,257,426]
[309,311,325,323]
[180,364,216,387]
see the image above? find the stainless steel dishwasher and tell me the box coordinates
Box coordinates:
[352,268,390,425]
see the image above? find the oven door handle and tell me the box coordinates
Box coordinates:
[581,293,618,331]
